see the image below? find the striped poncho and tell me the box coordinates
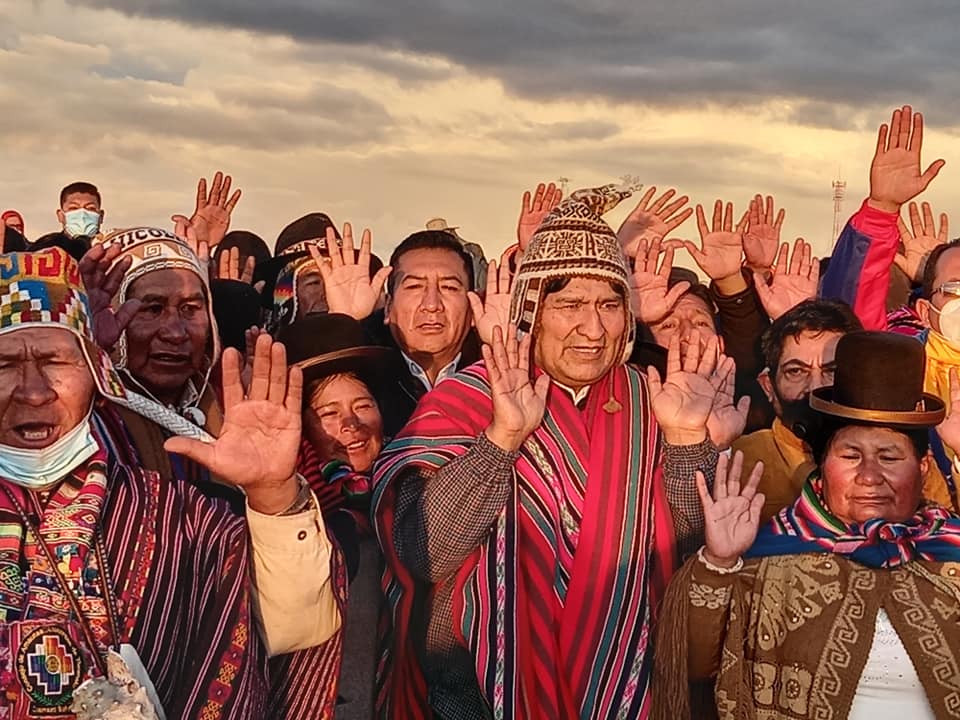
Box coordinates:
[372,362,676,719]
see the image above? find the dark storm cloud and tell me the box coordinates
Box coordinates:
[68,0,960,125]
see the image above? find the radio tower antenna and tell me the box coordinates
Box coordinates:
[831,173,847,242]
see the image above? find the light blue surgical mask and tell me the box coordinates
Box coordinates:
[63,208,101,238]
[0,413,98,491]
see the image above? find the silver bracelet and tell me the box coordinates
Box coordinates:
[697,546,743,575]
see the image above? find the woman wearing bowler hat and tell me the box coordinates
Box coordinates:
[655,331,960,720]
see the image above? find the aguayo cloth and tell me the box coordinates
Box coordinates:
[0,410,269,718]
[372,363,674,719]
[746,475,960,568]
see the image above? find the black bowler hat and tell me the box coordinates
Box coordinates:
[276,312,394,391]
[809,331,945,428]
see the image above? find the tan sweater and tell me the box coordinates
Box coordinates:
[654,553,960,720]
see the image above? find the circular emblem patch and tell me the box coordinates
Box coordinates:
[16,626,84,710]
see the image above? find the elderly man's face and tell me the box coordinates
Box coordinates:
[648,293,719,354]
[0,328,95,449]
[125,269,210,405]
[821,425,927,525]
[534,277,627,392]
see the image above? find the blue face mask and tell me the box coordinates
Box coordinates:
[63,208,101,238]
[0,414,98,491]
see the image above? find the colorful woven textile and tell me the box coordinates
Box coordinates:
[747,475,960,568]
[0,248,125,401]
[373,361,673,719]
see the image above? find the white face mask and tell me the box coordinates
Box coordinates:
[0,413,98,491]
[63,208,101,238]
[930,297,960,347]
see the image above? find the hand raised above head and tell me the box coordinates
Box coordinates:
[895,201,948,283]
[310,223,392,321]
[752,238,819,321]
[683,200,748,281]
[468,258,514,346]
[617,186,693,259]
[631,237,689,324]
[868,105,945,214]
[517,182,563,251]
[78,243,141,352]
[742,194,785,270]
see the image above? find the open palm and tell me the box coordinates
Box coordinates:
[742,194,785,269]
[895,201,948,282]
[869,106,945,213]
[468,258,513,345]
[517,182,562,251]
[617,186,693,259]
[79,243,142,352]
[313,223,392,320]
[697,451,765,564]
[483,325,550,451]
[648,332,724,436]
[165,334,302,499]
[706,357,750,450]
[632,238,690,323]
[753,239,819,321]
[684,200,748,281]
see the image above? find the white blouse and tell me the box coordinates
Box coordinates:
[847,609,935,720]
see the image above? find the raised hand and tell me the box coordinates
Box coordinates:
[172,215,210,271]
[617,186,694,259]
[706,357,751,450]
[896,201,948,282]
[483,325,551,452]
[468,258,513,346]
[171,171,242,250]
[517,182,563,251]
[78,243,142,352]
[696,451,765,568]
[216,246,256,285]
[753,238,819,320]
[631,237,690,323]
[936,368,960,457]
[310,223,392,320]
[165,333,303,515]
[648,331,725,445]
[683,200,749,281]
[869,105,945,214]
[742,194,785,270]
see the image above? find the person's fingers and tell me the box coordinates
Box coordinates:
[101,255,133,297]
[695,471,713,511]
[752,271,773,306]
[467,292,485,324]
[665,333,682,377]
[219,175,233,208]
[897,217,912,244]
[198,241,209,266]
[736,394,752,418]
[722,202,734,233]
[195,177,207,213]
[217,249,229,280]
[112,298,142,335]
[660,192,688,219]
[875,122,889,157]
[230,247,241,280]
[649,188,676,214]
[765,195,774,223]
[664,205,694,232]
[483,258,499,297]
[240,255,256,284]
[521,190,532,215]
[172,215,190,239]
[647,366,662,396]
[741,459,765,501]
[325,226,343,268]
[636,185,657,211]
[284,365,303,414]
[695,204,709,240]
[735,209,750,234]
[163,436,214,469]
[682,329,701,373]
[518,330,533,374]
[775,242,789,276]
[248,332,273,401]
[505,323,520,369]
[267,340,288,404]
[532,183,546,212]
[893,254,910,274]
[712,199,723,232]
[221,346,245,409]
[747,492,766,525]
[542,182,557,211]
[481,343,500,387]
[371,266,392,299]
[498,255,513,293]
[225,188,242,214]
[550,188,563,209]
[491,325,510,377]
[788,239,803,276]
[357,227,373,268]
[727,449,745,498]
[922,201,935,236]
[940,213,950,244]
[682,241,708,270]
[662,281,690,312]
[714,452,729,500]
[308,243,332,282]
[534,371,551,401]
[774,207,785,232]
[920,159,947,190]
[209,171,224,206]
[659,241,676,278]
[891,106,906,150]
[748,195,760,227]
[907,108,921,153]
[697,334,719,377]
[909,201,924,238]
[340,223,356,266]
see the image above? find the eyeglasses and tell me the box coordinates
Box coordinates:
[933,281,960,298]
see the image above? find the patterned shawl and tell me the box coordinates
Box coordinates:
[372,362,674,719]
[746,475,960,568]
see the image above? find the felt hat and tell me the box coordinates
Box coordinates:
[277,312,394,392]
[809,331,945,427]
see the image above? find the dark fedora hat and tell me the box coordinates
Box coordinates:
[276,312,394,391]
[809,331,945,427]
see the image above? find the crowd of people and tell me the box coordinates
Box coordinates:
[1,103,959,720]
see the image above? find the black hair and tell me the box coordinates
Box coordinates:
[387,230,475,294]
[59,182,101,207]
[920,239,960,299]
[809,417,929,466]
[760,299,862,373]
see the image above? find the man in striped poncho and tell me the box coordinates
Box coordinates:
[373,185,746,719]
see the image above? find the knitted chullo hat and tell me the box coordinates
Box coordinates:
[101,227,221,379]
[0,248,126,401]
[509,183,639,366]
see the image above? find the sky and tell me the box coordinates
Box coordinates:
[3,0,960,265]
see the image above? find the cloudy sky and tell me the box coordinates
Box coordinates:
[2,0,959,262]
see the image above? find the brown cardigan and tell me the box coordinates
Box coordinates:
[654,553,960,720]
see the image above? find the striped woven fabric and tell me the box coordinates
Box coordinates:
[372,362,674,719]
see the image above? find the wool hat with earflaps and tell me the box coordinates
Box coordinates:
[509,183,639,365]
[808,331,945,428]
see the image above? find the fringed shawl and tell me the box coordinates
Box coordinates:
[373,362,674,719]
